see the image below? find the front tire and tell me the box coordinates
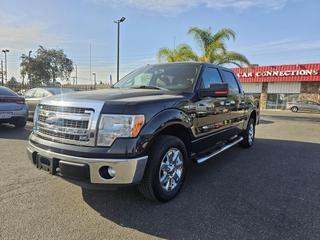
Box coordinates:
[291,106,298,112]
[239,118,255,148]
[138,135,188,202]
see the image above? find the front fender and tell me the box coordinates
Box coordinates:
[136,108,194,151]
[88,109,194,158]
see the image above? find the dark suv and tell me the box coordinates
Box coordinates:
[27,63,259,202]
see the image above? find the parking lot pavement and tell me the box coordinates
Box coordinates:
[0,112,320,240]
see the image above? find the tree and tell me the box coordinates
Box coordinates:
[188,27,250,67]
[6,76,20,91]
[20,46,74,87]
[158,44,198,62]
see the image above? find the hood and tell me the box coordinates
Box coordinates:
[45,88,185,103]
[39,88,192,122]
[41,88,189,117]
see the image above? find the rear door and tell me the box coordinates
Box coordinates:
[221,70,246,134]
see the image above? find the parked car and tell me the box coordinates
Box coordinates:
[27,63,260,202]
[287,100,320,112]
[0,86,28,128]
[24,87,75,119]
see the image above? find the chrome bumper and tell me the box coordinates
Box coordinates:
[27,141,148,185]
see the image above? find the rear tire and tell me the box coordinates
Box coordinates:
[239,118,255,148]
[291,106,298,112]
[138,135,188,202]
[14,119,27,128]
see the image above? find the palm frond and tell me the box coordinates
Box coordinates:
[215,51,251,67]
[188,27,213,55]
[157,44,197,63]
[157,47,173,62]
[176,44,198,61]
[212,28,236,42]
[206,41,226,61]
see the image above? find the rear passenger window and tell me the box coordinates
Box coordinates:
[201,68,223,89]
[222,70,241,95]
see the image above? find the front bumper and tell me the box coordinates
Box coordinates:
[27,141,148,185]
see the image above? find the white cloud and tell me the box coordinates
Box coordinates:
[238,39,320,56]
[93,0,288,13]
[0,14,68,80]
[0,14,66,52]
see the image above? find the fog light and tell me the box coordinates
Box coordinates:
[99,166,116,179]
[107,167,116,177]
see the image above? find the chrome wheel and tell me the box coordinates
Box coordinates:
[248,123,254,145]
[159,148,184,192]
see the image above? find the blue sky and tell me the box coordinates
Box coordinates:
[1,0,320,84]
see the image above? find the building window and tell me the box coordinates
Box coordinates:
[266,94,299,109]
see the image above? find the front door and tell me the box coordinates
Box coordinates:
[192,67,230,152]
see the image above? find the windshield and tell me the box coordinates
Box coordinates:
[47,88,75,95]
[114,63,201,92]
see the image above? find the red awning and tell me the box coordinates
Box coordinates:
[233,63,320,83]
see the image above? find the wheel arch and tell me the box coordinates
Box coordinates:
[139,109,194,158]
[250,110,257,124]
[155,124,192,158]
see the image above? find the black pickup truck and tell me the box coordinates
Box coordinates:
[27,62,259,202]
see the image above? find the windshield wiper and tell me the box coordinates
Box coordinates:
[131,85,167,90]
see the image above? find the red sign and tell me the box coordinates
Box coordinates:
[233,63,320,83]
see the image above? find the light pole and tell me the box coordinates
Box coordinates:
[114,17,126,82]
[1,60,3,86]
[27,50,32,86]
[75,64,78,85]
[2,49,9,83]
[92,72,96,88]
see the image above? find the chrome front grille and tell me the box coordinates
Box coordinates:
[39,105,88,114]
[35,104,96,146]
[38,115,89,129]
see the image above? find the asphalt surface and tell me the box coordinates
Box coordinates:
[0,111,320,240]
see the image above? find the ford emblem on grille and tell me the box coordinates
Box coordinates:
[46,113,64,126]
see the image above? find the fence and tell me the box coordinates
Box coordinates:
[3,83,111,94]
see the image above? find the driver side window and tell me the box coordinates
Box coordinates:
[201,67,223,89]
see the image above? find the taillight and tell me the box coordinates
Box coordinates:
[0,97,25,104]
[15,98,25,104]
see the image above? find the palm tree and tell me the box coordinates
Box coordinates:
[157,44,198,62]
[188,27,250,67]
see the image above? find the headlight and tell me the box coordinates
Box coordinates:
[97,114,145,146]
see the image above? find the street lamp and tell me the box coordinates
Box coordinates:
[2,49,9,83]
[92,72,97,88]
[28,50,32,85]
[114,17,126,82]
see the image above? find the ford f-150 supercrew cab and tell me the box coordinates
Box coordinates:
[27,62,259,202]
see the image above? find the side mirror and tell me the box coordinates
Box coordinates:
[198,83,229,98]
